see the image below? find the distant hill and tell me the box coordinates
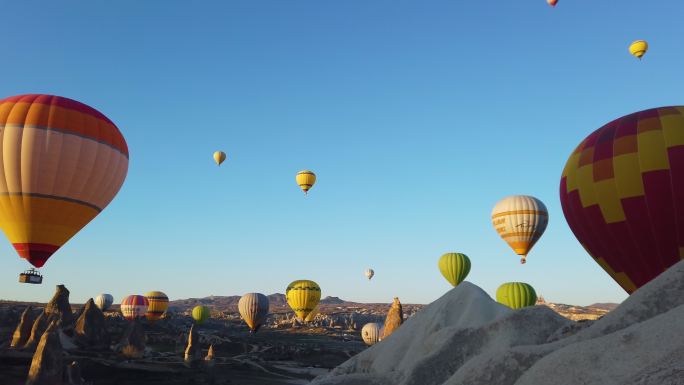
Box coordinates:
[587,303,619,311]
[320,296,347,304]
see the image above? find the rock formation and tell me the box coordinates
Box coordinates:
[118,319,146,359]
[381,297,403,339]
[45,284,73,327]
[74,298,109,349]
[24,311,49,351]
[65,361,91,385]
[11,306,34,348]
[184,324,202,367]
[204,344,215,368]
[26,321,63,385]
[311,260,684,385]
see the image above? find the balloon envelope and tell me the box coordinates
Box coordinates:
[286,279,321,321]
[192,305,210,324]
[213,151,226,166]
[361,322,382,346]
[238,293,269,333]
[496,282,537,309]
[560,106,684,293]
[145,291,169,322]
[438,253,471,287]
[629,40,648,59]
[121,295,149,321]
[296,170,316,194]
[0,94,129,268]
[365,268,375,280]
[95,294,113,312]
[547,0,558,6]
[491,195,548,263]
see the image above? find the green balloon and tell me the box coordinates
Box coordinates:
[438,253,471,287]
[192,305,210,324]
[496,282,537,309]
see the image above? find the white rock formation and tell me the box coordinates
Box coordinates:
[312,260,684,385]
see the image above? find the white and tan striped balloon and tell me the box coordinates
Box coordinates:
[238,293,270,333]
[95,293,113,312]
[491,195,548,264]
[361,322,382,346]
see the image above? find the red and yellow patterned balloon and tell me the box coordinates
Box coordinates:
[560,106,684,293]
[0,94,128,268]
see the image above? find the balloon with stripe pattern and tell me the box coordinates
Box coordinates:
[491,195,549,264]
[0,94,128,277]
[438,253,471,287]
[496,282,537,309]
[285,280,321,321]
[121,295,149,321]
[238,293,270,333]
[95,294,114,312]
[145,291,169,322]
[296,170,316,195]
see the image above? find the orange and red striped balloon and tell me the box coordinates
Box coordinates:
[121,295,149,321]
[0,94,128,268]
[561,106,684,293]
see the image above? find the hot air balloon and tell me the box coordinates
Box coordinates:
[629,40,648,60]
[192,305,210,324]
[438,253,471,287]
[496,282,537,309]
[286,280,321,321]
[213,151,226,166]
[95,294,114,312]
[365,268,375,280]
[121,295,149,321]
[145,291,169,322]
[296,170,316,195]
[238,293,269,333]
[0,94,128,282]
[491,196,548,264]
[560,106,684,294]
[304,305,320,322]
[361,323,382,346]
[547,0,558,7]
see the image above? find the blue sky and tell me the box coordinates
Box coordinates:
[1,1,682,306]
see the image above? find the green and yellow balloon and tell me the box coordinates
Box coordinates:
[192,305,210,324]
[496,282,537,309]
[438,253,471,287]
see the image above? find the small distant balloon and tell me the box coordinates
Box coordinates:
[286,280,321,321]
[365,268,375,280]
[629,40,648,60]
[238,293,270,333]
[496,282,537,309]
[296,170,316,195]
[491,195,548,264]
[192,305,211,324]
[438,253,471,287]
[121,295,149,321]
[213,151,227,166]
[95,294,113,312]
[145,291,169,322]
[361,323,382,346]
[547,0,558,7]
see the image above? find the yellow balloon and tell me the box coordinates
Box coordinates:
[296,170,316,194]
[213,151,227,166]
[144,291,169,322]
[629,40,648,59]
[286,279,321,321]
[304,304,320,322]
[491,195,548,264]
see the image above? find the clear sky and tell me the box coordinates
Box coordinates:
[1,1,682,306]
